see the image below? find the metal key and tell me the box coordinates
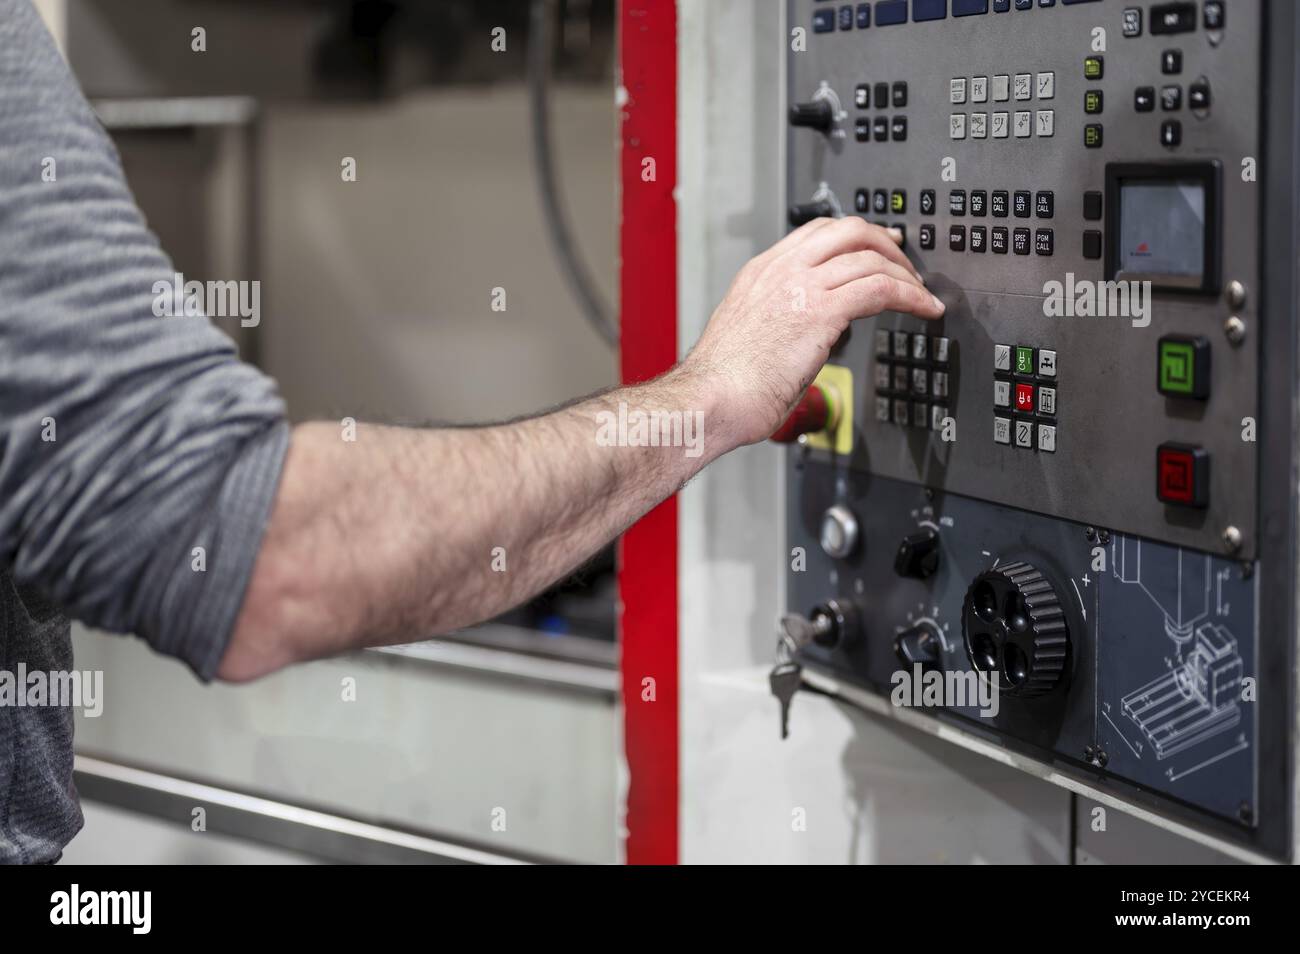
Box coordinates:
[769,661,803,740]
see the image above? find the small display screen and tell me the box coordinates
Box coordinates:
[1117,179,1206,280]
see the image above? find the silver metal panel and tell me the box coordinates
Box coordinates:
[788,0,1261,557]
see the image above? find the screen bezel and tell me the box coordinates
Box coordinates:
[1104,161,1222,294]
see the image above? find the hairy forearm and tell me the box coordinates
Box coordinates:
[220,366,724,680]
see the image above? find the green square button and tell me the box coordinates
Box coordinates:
[1158,336,1210,399]
[1015,346,1035,375]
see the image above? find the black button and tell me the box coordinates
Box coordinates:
[1161,49,1183,74]
[838,5,854,30]
[949,190,967,216]
[919,224,936,250]
[873,189,888,214]
[1122,7,1143,36]
[1015,0,1031,9]
[949,225,967,252]
[1084,123,1104,148]
[892,81,908,108]
[874,82,890,109]
[1150,2,1196,35]
[1161,85,1182,111]
[991,226,1009,254]
[812,9,836,33]
[1083,229,1103,260]
[855,84,870,109]
[1013,191,1031,218]
[970,225,987,253]
[856,2,872,28]
[1035,228,1054,256]
[1035,191,1054,219]
[891,115,908,141]
[873,116,889,141]
[971,190,987,217]
[1204,0,1224,30]
[1083,190,1103,220]
[855,118,870,142]
[1012,227,1031,255]
[1161,119,1182,147]
[855,188,870,213]
[1189,79,1211,110]
[991,191,1009,218]
[1135,86,1156,111]
[920,189,936,215]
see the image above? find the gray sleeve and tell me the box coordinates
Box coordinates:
[0,1,290,680]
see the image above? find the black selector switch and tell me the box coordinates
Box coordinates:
[789,99,834,132]
[894,527,941,580]
[788,200,835,227]
[895,622,943,671]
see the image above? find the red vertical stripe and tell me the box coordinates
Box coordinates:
[617,0,678,865]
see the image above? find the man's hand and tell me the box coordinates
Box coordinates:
[220,217,944,680]
[682,217,944,451]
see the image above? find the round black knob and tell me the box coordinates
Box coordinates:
[895,621,942,670]
[788,200,835,227]
[789,99,834,132]
[894,527,940,579]
[961,562,1068,696]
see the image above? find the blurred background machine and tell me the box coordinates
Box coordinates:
[48,0,621,864]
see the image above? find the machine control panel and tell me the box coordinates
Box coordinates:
[783,0,1295,858]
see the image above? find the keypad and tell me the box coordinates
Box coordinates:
[951,69,1057,141]
[874,329,955,433]
[993,342,1058,453]
[851,76,909,143]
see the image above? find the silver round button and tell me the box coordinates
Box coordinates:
[819,504,860,560]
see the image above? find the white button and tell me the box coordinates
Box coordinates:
[893,399,909,424]
[994,417,1011,445]
[994,343,1011,372]
[970,112,988,139]
[933,336,951,364]
[1036,71,1055,100]
[950,78,968,104]
[1037,424,1057,453]
[931,405,948,432]
[911,334,928,360]
[1038,386,1056,415]
[1015,419,1034,448]
[874,362,891,390]
[893,366,909,391]
[950,113,967,139]
[893,331,909,354]
[912,367,929,395]
[875,329,891,356]
[992,74,1010,102]
[932,372,949,399]
[991,112,1009,138]
[876,397,891,422]
[1014,111,1032,138]
[993,380,1011,408]
[971,76,989,103]
[1036,109,1055,137]
[1013,73,1032,101]
[1038,349,1057,377]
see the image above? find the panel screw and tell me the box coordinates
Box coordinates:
[1098,529,1111,544]
[1085,526,1097,542]
[1238,802,1254,824]
[1224,315,1247,345]
[1225,280,1247,310]
[1222,526,1243,553]
[1095,749,1108,768]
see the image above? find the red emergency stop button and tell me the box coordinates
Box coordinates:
[1156,442,1210,508]
[771,382,839,443]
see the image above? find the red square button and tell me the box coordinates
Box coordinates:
[1157,443,1209,507]
[1015,383,1035,413]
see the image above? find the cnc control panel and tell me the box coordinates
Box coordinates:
[783,0,1298,858]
